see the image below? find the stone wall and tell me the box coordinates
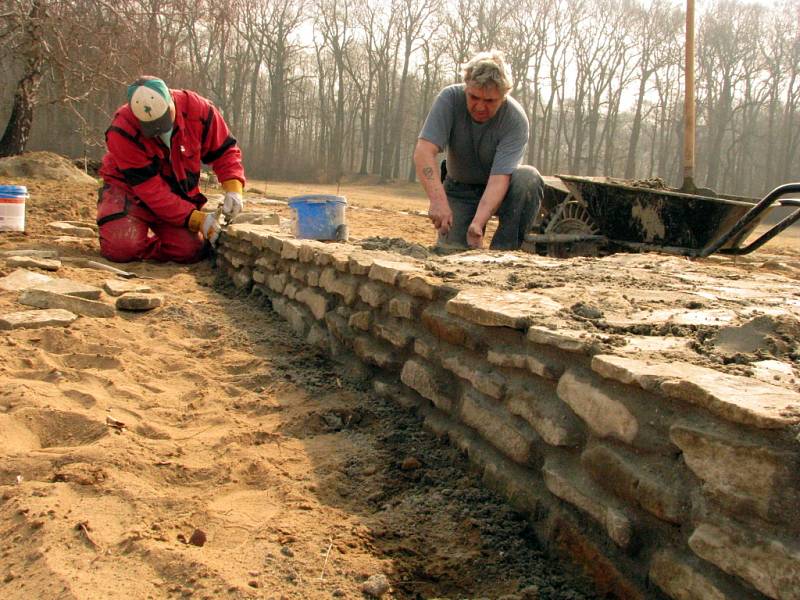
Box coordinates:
[219,224,800,600]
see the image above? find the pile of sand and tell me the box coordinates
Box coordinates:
[0,151,97,184]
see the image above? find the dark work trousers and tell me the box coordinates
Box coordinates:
[438,165,544,250]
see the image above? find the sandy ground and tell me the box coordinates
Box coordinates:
[1,156,798,599]
[0,164,598,599]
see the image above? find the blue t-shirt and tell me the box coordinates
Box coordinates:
[419,84,529,185]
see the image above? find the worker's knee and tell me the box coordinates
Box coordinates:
[500,165,543,217]
[98,220,150,263]
[510,165,544,198]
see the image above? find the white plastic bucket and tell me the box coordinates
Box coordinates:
[0,185,27,232]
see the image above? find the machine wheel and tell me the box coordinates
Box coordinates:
[540,197,601,258]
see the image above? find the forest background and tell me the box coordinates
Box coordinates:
[1,0,798,197]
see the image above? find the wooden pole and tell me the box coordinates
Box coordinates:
[683,0,696,190]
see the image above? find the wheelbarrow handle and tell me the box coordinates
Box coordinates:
[694,183,800,257]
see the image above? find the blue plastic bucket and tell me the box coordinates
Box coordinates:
[288,194,348,240]
[0,185,27,232]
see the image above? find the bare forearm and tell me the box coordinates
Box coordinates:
[473,174,511,227]
[414,150,447,207]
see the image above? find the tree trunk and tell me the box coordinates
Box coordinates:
[0,1,45,157]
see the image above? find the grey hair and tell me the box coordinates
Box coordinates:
[461,50,513,95]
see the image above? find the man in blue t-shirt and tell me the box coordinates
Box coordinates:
[414,51,543,250]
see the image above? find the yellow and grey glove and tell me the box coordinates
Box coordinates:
[221,179,244,220]
[187,210,222,245]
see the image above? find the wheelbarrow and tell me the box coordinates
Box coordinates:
[523,175,800,258]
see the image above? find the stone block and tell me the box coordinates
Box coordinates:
[421,304,482,351]
[359,281,388,308]
[231,268,252,289]
[306,267,320,287]
[581,443,688,524]
[0,309,77,330]
[267,272,288,294]
[254,255,276,270]
[413,334,439,361]
[373,319,414,350]
[670,423,800,523]
[442,352,505,399]
[283,281,298,300]
[460,388,537,465]
[447,288,562,329]
[689,522,800,600]
[298,240,327,263]
[488,348,564,380]
[324,310,352,344]
[347,252,374,275]
[527,325,597,353]
[543,457,634,548]
[348,311,372,331]
[319,268,359,305]
[546,513,646,600]
[368,259,419,285]
[252,270,266,284]
[306,323,328,349]
[352,335,401,370]
[295,287,330,320]
[103,279,151,297]
[48,221,95,237]
[593,354,800,429]
[282,301,309,337]
[372,379,421,409]
[649,549,737,600]
[227,250,251,269]
[0,249,58,259]
[19,289,115,318]
[331,252,351,272]
[398,272,442,300]
[280,238,303,260]
[505,383,582,447]
[31,278,103,300]
[290,263,307,283]
[116,293,164,311]
[388,294,419,320]
[6,256,61,271]
[265,234,285,254]
[479,442,546,517]
[0,269,52,292]
[557,368,639,444]
[400,358,456,413]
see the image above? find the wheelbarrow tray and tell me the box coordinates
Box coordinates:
[557,175,761,252]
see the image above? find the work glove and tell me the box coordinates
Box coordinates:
[187,210,223,245]
[222,191,243,220]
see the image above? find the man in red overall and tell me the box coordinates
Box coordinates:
[98,76,246,263]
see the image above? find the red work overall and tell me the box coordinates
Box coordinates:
[98,89,245,263]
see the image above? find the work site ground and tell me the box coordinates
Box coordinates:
[0,158,598,599]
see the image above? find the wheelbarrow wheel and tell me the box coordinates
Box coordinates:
[541,198,602,258]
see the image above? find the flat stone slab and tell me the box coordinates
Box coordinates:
[115,293,164,311]
[103,279,153,297]
[592,354,800,429]
[5,256,61,271]
[0,308,77,330]
[19,288,115,318]
[447,288,562,329]
[47,222,96,238]
[230,211,280,225]
[30,278,103,300]
[0,249,59,259]
[0,269,52,292]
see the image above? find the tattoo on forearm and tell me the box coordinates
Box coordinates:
[422,166,434,181]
